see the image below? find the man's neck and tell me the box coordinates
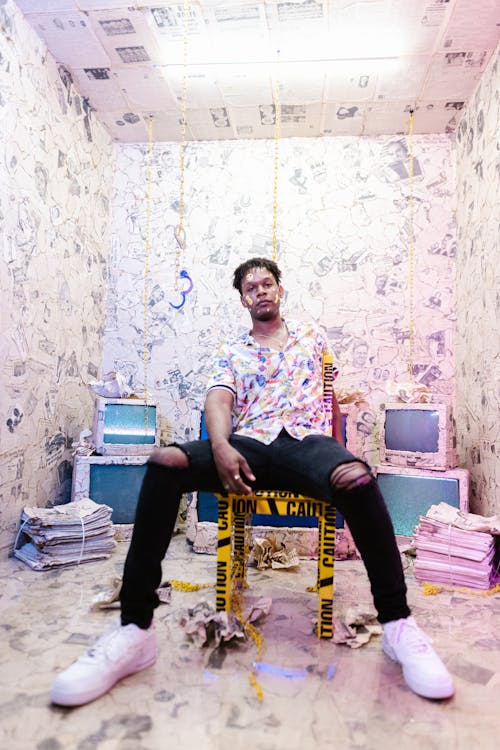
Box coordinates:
[251,317,285,338]
[250,318,289,350]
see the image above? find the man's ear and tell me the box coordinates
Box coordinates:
[240,295,248,308]
[278,284,284,298]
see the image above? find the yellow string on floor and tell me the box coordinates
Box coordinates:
[422,581,500,596]
[167,579,212,592]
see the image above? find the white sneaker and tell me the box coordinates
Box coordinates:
[382,616,454,699]
[50,623,157,706]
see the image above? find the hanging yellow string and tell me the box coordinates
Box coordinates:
[143,115,154,432]
[173,0,189,288]
[271,61,281,263]
[408,110,415,382]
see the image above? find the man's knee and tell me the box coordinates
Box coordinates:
[149,446,189,469]
[330,461,373,491]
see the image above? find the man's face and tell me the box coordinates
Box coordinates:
[240,267,283,322]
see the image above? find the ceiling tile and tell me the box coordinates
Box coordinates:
[114,65,177,110]
[24,10,110,68]
[441,0,500,50]
[322,101,365,136]
[423,51,492,99]
[87,8,162,67]
[375,56,429,101]
[217,66,274,106]
[70,67,130,110]
[325,62,379,102]
[363,103,416,137]
[98,109,148,142]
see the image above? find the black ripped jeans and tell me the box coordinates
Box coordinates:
[120,429,410,628]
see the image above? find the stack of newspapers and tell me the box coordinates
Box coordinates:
[413,502,500,590]
[14,498,116,571]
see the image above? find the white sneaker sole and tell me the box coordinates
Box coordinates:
[50,650,157,707]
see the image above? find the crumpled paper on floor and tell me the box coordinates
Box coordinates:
[331,608,382,648]
[92,577,172,609]
[179,598,272,648]
[251,535,300,570]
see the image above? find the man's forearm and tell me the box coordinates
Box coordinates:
[203,389,255,492]
[204,390,233,447]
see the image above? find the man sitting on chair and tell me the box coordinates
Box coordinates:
[51,257,454,706]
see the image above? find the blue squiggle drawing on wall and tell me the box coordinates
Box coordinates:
[169,270,194,310]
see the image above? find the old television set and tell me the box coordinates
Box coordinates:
[93,398,159,456]
[380,402,456,471]
[195,405,359,531]
[375,464,469,538]
[71,454,150,524]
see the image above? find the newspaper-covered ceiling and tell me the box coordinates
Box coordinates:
[17,0,500,141]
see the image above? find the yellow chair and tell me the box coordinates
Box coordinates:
[215,355,337,638]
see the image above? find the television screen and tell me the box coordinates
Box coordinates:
[385,408,439,453]
[89,463,147,523]
[381,402,455,470]
[72,454,149,523]
[103,403,157,444]
[93,398,159,455]
[375,465,469,537]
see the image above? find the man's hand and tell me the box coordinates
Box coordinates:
[204,388,256,493]
[211,440,256,495]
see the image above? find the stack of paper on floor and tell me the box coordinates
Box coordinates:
[414,502,500,589]
[14,498,116,571]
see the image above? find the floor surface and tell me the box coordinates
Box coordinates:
[0,532,499,750]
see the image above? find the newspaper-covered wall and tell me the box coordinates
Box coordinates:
[455,47,500,518]
[0,4,114,553]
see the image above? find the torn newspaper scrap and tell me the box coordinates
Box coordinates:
[331,608,382,648]
[251,535,300,570]
[92,577,172,609]
[179,598,272,648]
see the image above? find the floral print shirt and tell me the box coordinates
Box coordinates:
[206,320,338,444]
